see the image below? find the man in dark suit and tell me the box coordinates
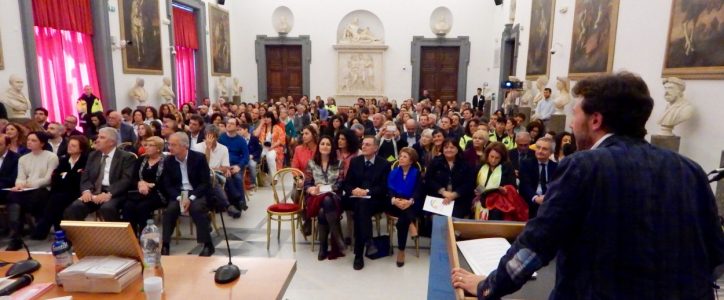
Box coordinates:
[103,111,137,147]
[34,108,50,130]
[518,136,557,218]
[508,132,534,173]
[63,115,83,137]
[47,122,68,157]
[453,72,724,299]
[0,135,19,205]
[64,127,135,221]
[344,136,390,270]
[187,115,206,146]
[160,132,215,257]
[471,88,485,111]
[399,119,421,147]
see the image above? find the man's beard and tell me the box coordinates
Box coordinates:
[574,122,595,151]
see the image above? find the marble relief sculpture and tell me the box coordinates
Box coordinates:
[341,18,380,44]
[658,77,694,136]
[553,77,571,115]
[341,54,376,92]
[232,77,242,97]
[216,77,228,99]
[129,77,148,104]
[1,75,30,119]
[158,77,175,104]
[520,80,534,107]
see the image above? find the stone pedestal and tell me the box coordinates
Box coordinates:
[650,135,680,153]
[548,114,566,134]
[517,106,531,127]
[716,151,724,218]
[232,95,241,104]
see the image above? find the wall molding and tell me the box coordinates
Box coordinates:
[254,35,312,102]
[410,36,470,102]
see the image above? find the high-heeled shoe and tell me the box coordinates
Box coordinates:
[396,251,405,267]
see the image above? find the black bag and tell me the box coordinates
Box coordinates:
[365,235,392,259]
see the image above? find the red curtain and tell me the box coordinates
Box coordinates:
[35,26,100,123]
[173,7,198,49]
[175,46,196,105]
[32,0,93,35]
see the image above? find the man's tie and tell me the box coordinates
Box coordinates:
[95,154,108,194]
[539,163,547,194]
[365,160,372,169]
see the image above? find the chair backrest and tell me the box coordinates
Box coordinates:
[271,168,305,206]
[390,160,425,175]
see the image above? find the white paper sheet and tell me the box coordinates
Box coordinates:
[423,195,454,217]
[319,185,332,193]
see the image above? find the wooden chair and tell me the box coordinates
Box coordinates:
[174,211,220,245]
[266,168,305,252]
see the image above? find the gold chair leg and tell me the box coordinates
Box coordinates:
[415,220,420,258]
[291,215,297,252]
[277,218,281,240]
[266,213,271,250]
[375,215,381,236]
[189,217,194,236]
[388,217,395,252]
[311,217,316,251]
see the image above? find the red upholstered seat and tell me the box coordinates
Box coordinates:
[267,203,301,213]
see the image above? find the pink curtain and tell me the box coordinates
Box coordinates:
[175,46,196,105]
[34,26,100,122]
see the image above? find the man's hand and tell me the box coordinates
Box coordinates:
[80,191,93,203]
[94,193,111,203]
[307,186,319,196]
[352,188,368,197]
[230,165,241,175]
[181,198,191,214]
[534,195,545,204]
[10,183,26,192]
[138,181,149,195]
[451,268,486,296]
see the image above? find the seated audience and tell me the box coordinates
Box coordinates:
[554,131,577,162]
[378,123,407,162]
[387,147,423,267]
[413,128,434,168]
[489,116,515,150]
[508,132,534,172]
[255,112,286,178]
[519,136,557,219]
[6,131,59,250]
[63,115,83,138]
[459,118,479,150]
[526,120,546,150]
[3,123,28,155]
[46,122,68,156]
[32,135,89,240]
[425,139,474,219]
[473,142,518,221]
[187,115,206,145]
[304,136,345,260]
[160,132,215,257]
[192,125,241,218]
[0,135,19,205]
[217,117,249,211]
[463,130,489,168]
[344,136,390,270]
[123,137,167,235]
[87,112,106,141]
[292,125,318,173]
[64,127,135,222]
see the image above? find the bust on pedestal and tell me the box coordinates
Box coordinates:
[158,77,175,105]
[0,75,30,120]
[651,77,694,153]
[232,77,242,104]
[129,78,148,105]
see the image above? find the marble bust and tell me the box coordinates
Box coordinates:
[278,16,290,34]
[532,75,549,107]
[232,77,242,97]
[553,77,571,115]
[129,77,148,104]
[216,77,228,98]
[1,75,30,119]
[433,16,451,36]
[658,77,694,136]
[520,80,534,107]
[159,77,175,104]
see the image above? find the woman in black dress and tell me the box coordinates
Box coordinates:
[123,136,167,235]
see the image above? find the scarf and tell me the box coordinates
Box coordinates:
[477,164,502,191]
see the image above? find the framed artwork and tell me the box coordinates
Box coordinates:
[568,0,619,79]
[663,0,724,79]
[0,29,4,70]
[525,0,556,80]
[119,0,163,74]
[209,4,231,76]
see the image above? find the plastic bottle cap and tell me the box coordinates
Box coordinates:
[54,230,66,239]
[147,219,154,225]
[144,276,163,292]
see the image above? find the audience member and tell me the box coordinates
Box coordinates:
[518,136,557,219]
[6,131,59,250]
[425,139,474,218]
[387,147,423,267]
[0,135,19,205]
[291,126,318,172]
[217,117,249,211]
[378,123,406,162]
[554,132,576,162]
[508,132,534,172]
[463,130,489,168]
[33,107,50,130]
[64,127,135,221]
[3,123,28,155]
[160,132,215,257]
[472,142,517,221]
[344,136,390,270]
[47,122,68,156]
[63,115,83,138]
[123,136,167,235]
[187,115,206,145]
[193,125,241,218]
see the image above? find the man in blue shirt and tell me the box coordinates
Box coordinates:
[452,72,724,299]
[218,117,249,211]
[533,88,555,123]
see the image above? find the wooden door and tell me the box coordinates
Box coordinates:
[266,45,303,101]
[420,46,459,105]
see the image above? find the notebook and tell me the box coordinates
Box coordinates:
[456,237,537,278]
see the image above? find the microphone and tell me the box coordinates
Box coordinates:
[5,240,41,278]
[0,274,33,296]
[213,209,241,284]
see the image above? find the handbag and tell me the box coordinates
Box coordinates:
[365,235,392,259]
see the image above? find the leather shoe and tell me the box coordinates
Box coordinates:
[353,255,364,270]
[227,206,242,219]
[199,243,215,257]
[5,239,22,251]
[161,244,170,256]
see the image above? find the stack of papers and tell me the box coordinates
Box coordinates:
[58,256,141,293]
[456,238,537,278]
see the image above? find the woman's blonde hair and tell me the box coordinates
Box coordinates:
[144,136,165,150]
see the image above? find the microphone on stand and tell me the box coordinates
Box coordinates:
[0,274,33,296]
[213,210,241,284]
[5,240,41,278]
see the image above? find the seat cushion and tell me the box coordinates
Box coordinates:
[268,203,301,213]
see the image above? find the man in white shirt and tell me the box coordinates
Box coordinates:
[192,125,241,218]
[188,115,205,146]
[46,122,67,156]
[533,88,555,123]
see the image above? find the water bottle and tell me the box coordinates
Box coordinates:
[51,230,73,286]
[140,219,164,280]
